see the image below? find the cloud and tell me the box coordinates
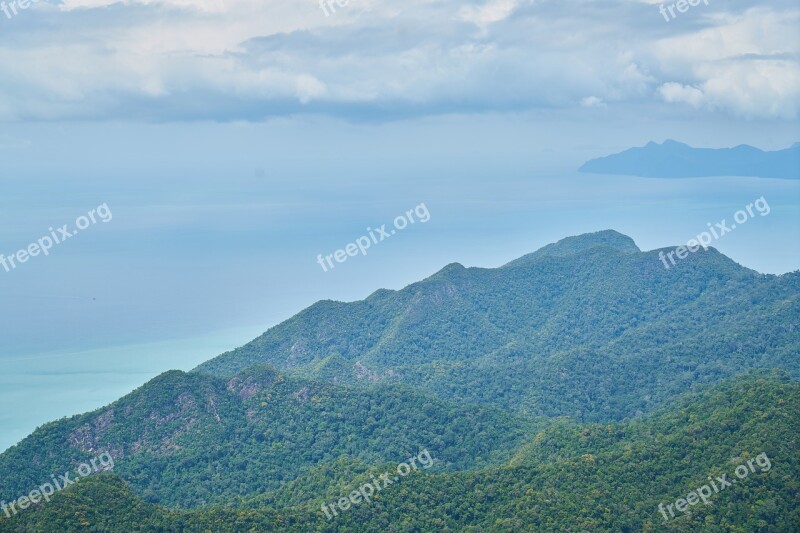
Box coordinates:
[650,7,800,118]
[659,82,704,107]
[59,0,243,14]
[580,96,607,108]
[459,0,520,29]
[0,0,796,121]
[295,74,327,104]
[658,60,800,119]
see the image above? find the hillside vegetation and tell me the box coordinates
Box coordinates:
[4,374,798,532]
[1,231,797,532]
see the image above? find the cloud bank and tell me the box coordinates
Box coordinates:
[0,0,797,121]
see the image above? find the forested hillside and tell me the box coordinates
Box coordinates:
[196,231,800,421]
[1,232,798,532]
[0,366,532,508]
[4,374,797,532]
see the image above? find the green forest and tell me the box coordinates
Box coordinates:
[1,232,798,532]
[2,374,798,532]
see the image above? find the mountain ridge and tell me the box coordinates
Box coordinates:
[1,230,798,531]
[192,231,798,423]
[5,372,798,532]
[0,364,533,509]
[503,230,640,268]
[579,140,800,179]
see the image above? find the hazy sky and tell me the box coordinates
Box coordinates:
[0,0,799,451]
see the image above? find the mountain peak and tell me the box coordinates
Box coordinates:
[503,230,639,268]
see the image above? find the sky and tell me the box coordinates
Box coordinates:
[0,0,799,452]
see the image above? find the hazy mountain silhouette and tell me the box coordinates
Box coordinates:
[579,140,800,179]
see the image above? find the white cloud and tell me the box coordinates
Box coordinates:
[59,0,240,14]
[296,74,328,104]
[0,0,797,121]
[459,0,520,28]
[659,82,704,107]
[650,7,800,118]
[580,96,607,108]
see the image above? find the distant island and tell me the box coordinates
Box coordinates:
[579,140,800,179]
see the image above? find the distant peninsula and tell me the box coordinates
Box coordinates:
[579,140,800,179]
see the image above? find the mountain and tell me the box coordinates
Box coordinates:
[502,229,640,266]
[195,230,800,421]
[0,366,532,509]
[1,231,798,531]
[5,373,798,532]
[579,140,800,179]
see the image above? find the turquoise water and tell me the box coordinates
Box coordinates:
[0,325,266,453]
